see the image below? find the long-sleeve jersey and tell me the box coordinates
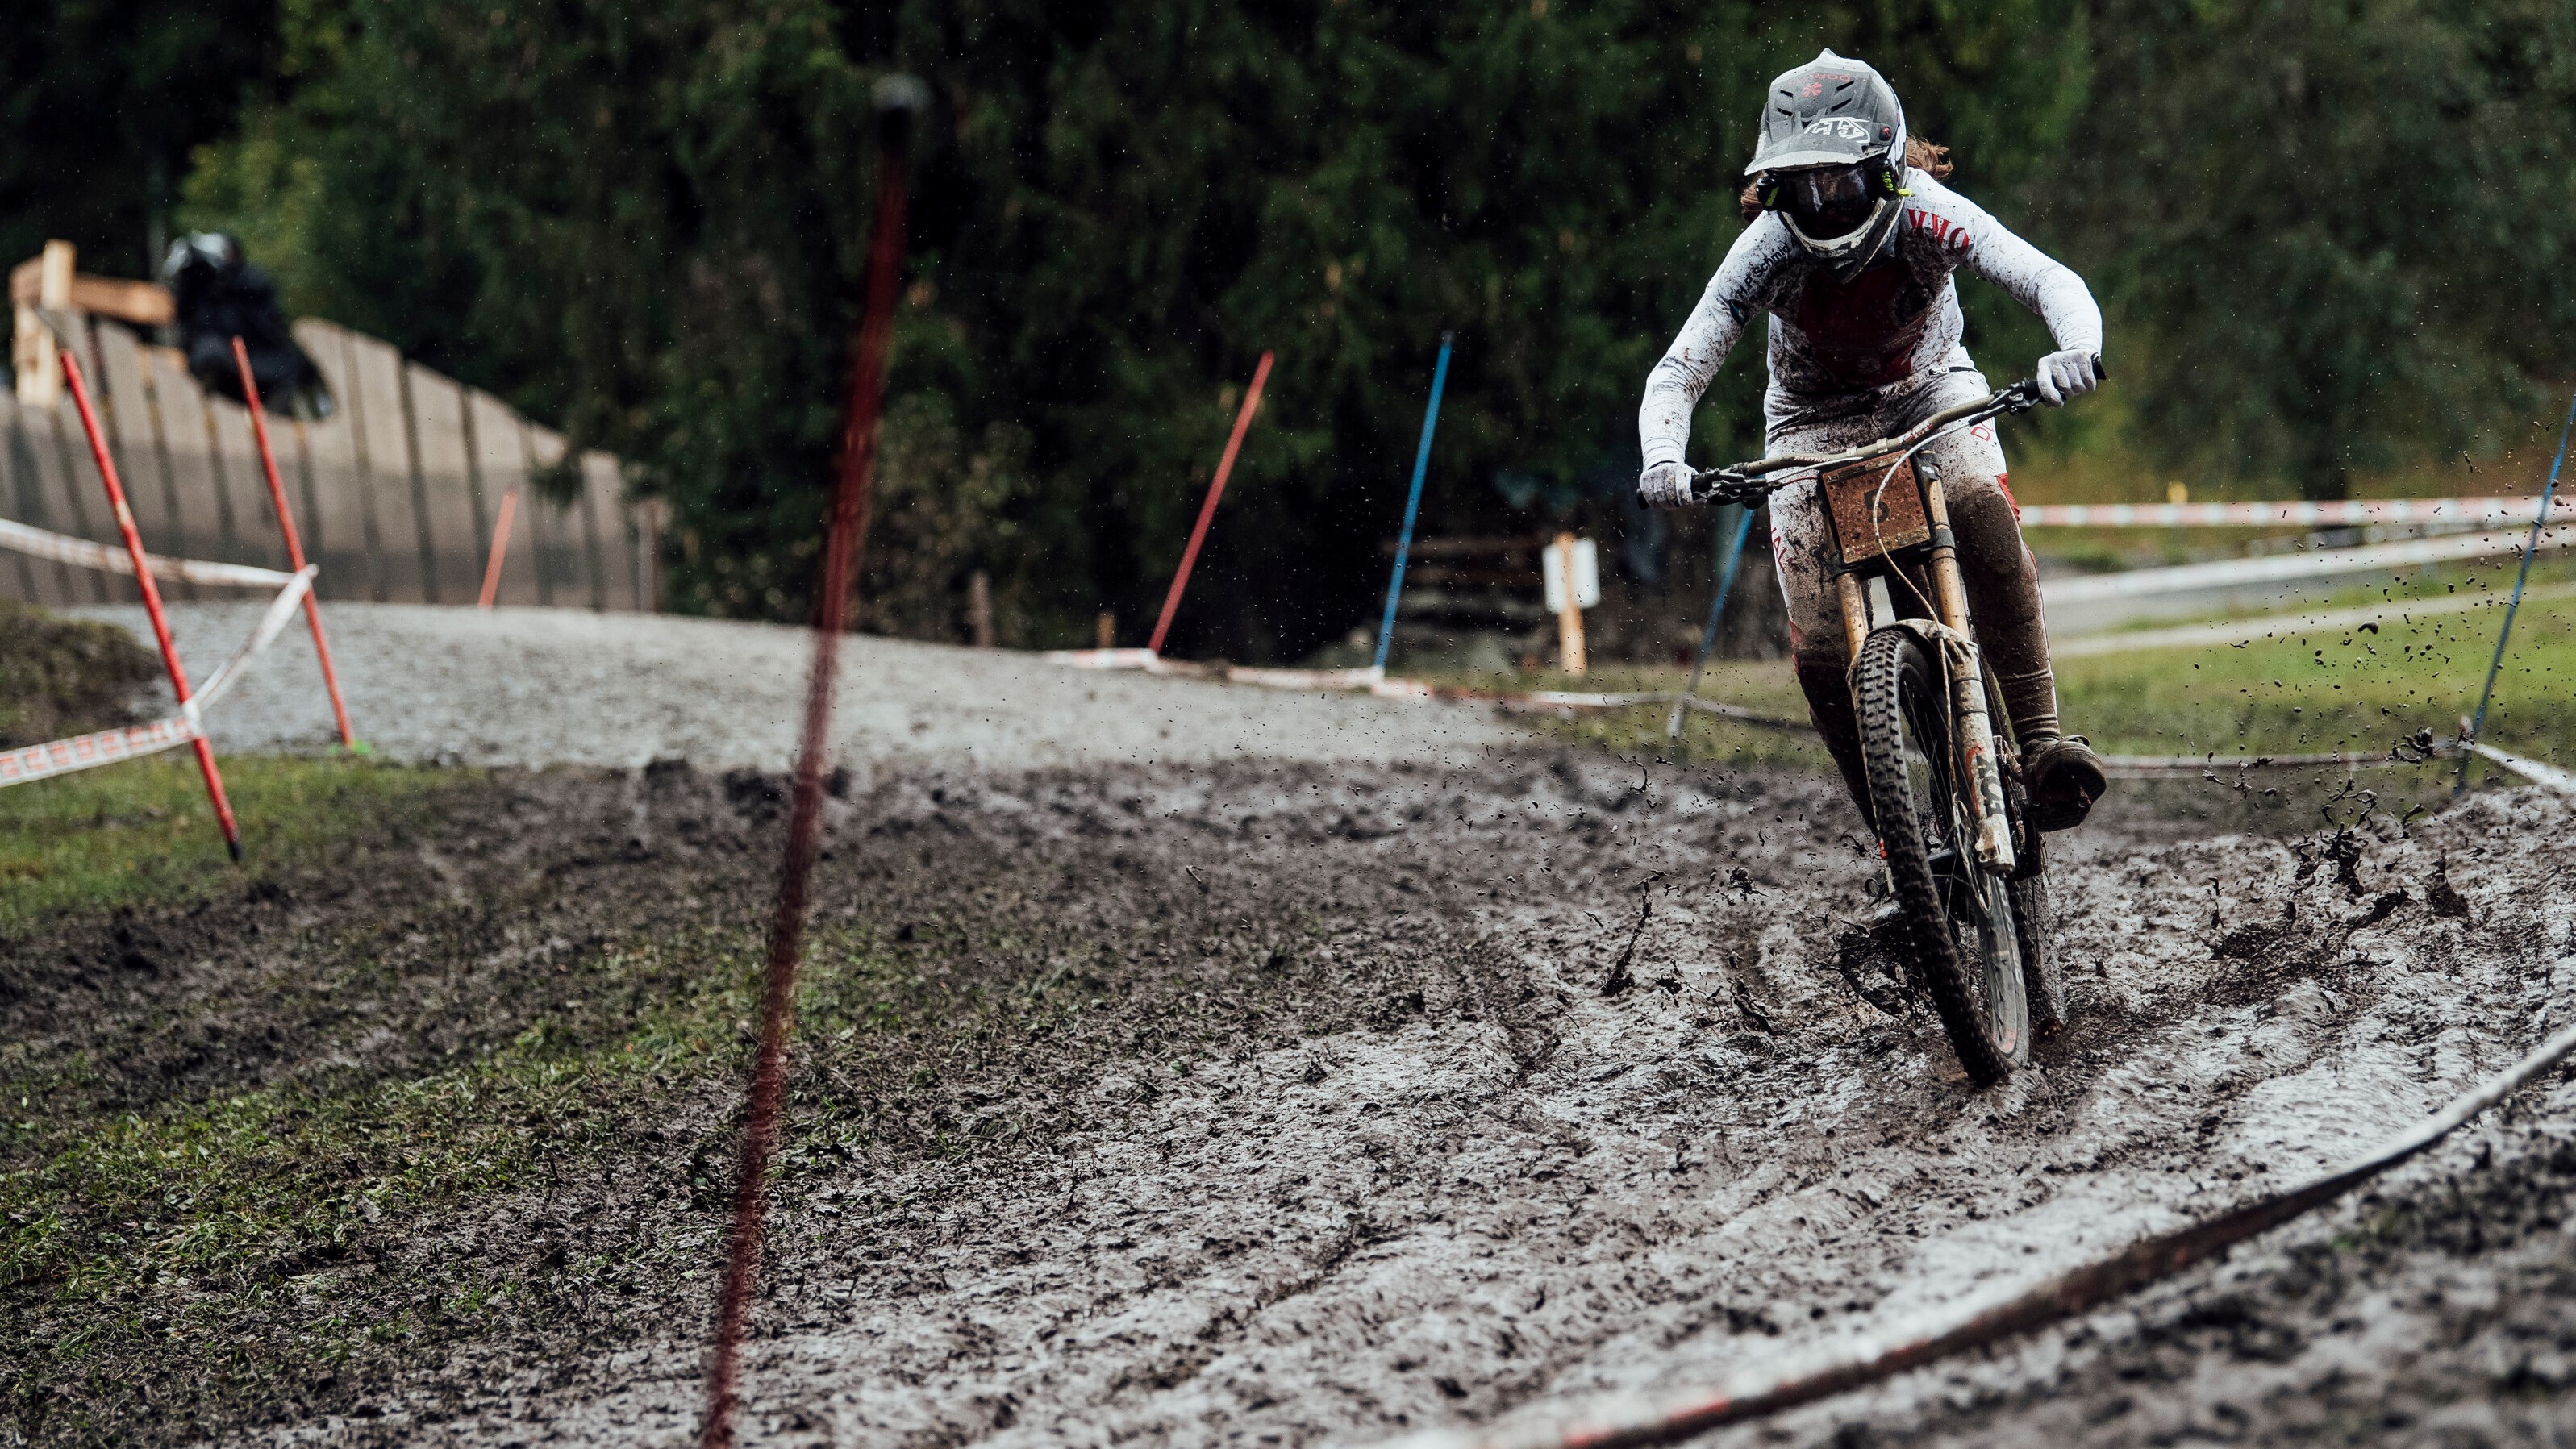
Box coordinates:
[1639,169,2102,468]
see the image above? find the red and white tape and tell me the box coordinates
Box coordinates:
[0,518,317,790]
[2018,496,2546,529]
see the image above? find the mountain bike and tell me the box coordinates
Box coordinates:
[1688,381,2065,1085]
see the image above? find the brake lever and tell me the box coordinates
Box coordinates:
[1688,468,1764,508]
[1996,379,2045,415]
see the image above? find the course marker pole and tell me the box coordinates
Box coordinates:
[2457,386,2576,796]
[1373,332,1453,677]
[1148,351,1273,656]
[699,74,923,1449]
[1668,504,1758,740]
[477,487,519,610]
[231,337,359,750]
[60,345,242,860]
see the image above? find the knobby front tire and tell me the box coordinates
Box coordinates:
[1855,627,2031,1086]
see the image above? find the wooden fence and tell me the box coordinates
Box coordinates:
[1,318,659,611]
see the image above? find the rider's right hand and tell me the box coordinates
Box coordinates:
[1637,460,1694,510]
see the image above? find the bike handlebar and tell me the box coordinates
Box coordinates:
[1686,378,2047,509]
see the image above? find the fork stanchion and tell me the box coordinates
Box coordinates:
[231,337,359,750]
[61,346,244,860]
[2457,385,2576,796]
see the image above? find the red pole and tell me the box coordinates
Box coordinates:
[699,76,923,1449]
[60,347,243,861]
[477,488,520,609]
[231,337,359,750]
[1147,351,1273,656]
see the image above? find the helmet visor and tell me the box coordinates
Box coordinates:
[1777,164,1878,240]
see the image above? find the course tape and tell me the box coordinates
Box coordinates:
[1370,1016,2576,1449]
[0,516,298,589]
[2040,525,2571,605]
[0,714,200,786]
[2018,496,2545,529]
[0,515,318,789]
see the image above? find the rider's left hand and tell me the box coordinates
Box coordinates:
[2035,350,2103,408]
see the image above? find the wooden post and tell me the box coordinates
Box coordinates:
[968,569,994,647]
[1096,610,1116,650]
[13,240,73,406]
[1554,531,1588,677]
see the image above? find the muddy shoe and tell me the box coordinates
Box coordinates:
[2022,735,2107,831]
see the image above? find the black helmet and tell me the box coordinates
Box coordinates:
[1745,51,1908,278]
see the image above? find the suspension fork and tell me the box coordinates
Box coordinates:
[1923,474,2016,873]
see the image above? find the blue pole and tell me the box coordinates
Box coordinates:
[1668,503,1759,740]
[1373,332,1454,675]
[2457,386,2576,795]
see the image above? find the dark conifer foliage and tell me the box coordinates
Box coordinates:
[109,1,2576,644]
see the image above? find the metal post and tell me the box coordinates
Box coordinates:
[700,73,924,1449]
[231,337,360,750]
[1373,332,1453,677]
[2457,387,2576,796]
[1668,504,1758,740]
[60,345,243,860]
[1148,352,1273,656]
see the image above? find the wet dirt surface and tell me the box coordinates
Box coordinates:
[9,747,2574,1447]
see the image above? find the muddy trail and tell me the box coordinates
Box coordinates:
[6,750,2573,1447]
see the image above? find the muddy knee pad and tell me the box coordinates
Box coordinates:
[1945,488,2061,742]
[1794,652,1874,826]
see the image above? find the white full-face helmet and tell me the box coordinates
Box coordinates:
[1745,50,1909,279]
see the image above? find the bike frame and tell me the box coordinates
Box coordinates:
[1694,381,2045,874]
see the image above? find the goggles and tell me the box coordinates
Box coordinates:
[1770,164,1882,240]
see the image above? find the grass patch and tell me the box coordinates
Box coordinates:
[0,755,468,929]
[0,602,156,750]
[0,767,1388,1443]
[1452,582,2576,787]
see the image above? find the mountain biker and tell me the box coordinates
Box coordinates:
[1636,49,2108,833]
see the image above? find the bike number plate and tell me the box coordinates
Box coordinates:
[1819,456,1932,566]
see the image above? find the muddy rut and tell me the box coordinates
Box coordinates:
[9,749,2572,1445]
[202,752,2572,1447]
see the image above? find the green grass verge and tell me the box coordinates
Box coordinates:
[0,754,467,930]
[1431,581,2576,785]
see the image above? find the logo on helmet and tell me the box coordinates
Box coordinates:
[1801,116,1874,140]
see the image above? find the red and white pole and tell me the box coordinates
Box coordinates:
[231,337,359,750]
[60,346,244,860]
[1148,351,1272,657]
[699,74,925,1449]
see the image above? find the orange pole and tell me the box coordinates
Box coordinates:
[477,488,519,609]
[1148,351,1272,656]
[61,347,243,860]
[231,338,358,749]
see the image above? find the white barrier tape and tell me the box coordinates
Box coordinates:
[2471,743,2576,793]
[0,714,199,787]
[193,566,317,713]
[2020,496,2546,529]
[0,564,317,790]
[2040,526,2574,606]
[0,516,298,589]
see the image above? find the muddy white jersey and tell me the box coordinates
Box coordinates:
[1639,169,2102,468]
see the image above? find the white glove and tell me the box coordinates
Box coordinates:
[2035,349,2103,407]
[1637,460,1694,510]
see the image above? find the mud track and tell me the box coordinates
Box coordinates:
[9,748,2574,1447]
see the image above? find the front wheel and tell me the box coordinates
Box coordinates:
[1854,627,2030,1085]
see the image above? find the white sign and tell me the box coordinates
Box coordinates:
[1541,538,1600,612]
